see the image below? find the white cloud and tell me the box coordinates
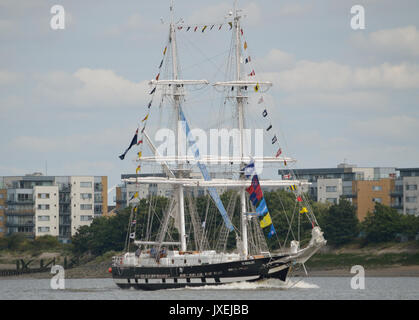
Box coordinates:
[10,127,130,153]
[0,70,21,85]
[260,59,419,92]
[352,25,419,57]
[352,115,419,141]
[105,13,165,37]
[255,49,295,71]
[277,3,312,17]
[34,68,150,108]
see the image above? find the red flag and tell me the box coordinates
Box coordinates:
[276,148,282,158]
[297,196,302,202]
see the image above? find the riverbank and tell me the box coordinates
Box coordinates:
[1,242,419,280]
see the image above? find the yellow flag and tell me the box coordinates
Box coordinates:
[163,46,167,55]
[138,151,142,158]
[142,114,149,122]
[244,41,248,50]
[260,213,272,228]
[254,83,259,92]
[136,165,141,174]
[134,192,138,199]
[300,207,308,214]
[202,25,207,32]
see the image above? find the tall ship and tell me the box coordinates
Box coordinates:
[111,0,326,290]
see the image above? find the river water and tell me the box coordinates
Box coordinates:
[0,277,418,300]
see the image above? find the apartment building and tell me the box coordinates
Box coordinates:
[279,164,419,221]
[0,189,6,237]
[352,178,395,221]
[0,174,108,242]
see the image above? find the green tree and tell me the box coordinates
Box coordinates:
[321,199,359,246]
[361,203,403,243]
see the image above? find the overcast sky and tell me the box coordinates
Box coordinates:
[1,0,419,202]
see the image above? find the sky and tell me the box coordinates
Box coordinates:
[1,0,419,204]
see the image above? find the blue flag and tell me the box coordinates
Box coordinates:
[256,198,268,216]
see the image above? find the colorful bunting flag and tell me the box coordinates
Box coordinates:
[138,151,142,159]
[254,83,259,92]
[262,109,268,117]
[243,161,255,178]
[267,224,276,238]
[244,41,248,50]
[155,73,160,81]
[142,114,149,122]
[194,26,198,32]
[248,70,255,76]
[297,196,303,202]
[275,148,282,158]
[129,192,138,201]
[283,174,291,179]
[256,198,268,216]
[163,47,167,55]
[228,22,232,30]
[260,213,272,228]
[119,129,138,160]
[137,139,143,145]
[300,207,308,214]
[272,135,277,144]
[150,87,156,95]
[266,124,272,131]
[136,165,141,174]
[202,25,207,32]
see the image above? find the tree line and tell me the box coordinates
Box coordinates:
[69,190,419,256]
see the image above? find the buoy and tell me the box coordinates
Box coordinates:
[108,267,112,273]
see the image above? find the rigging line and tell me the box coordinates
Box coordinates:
[178,32,231,83]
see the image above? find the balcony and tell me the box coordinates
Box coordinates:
[5,209,34,216]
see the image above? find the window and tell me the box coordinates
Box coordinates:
[37,193,50,199]
[37,204,50,210]
[326,198,337,204]
[80,215,93,221]
[38,226,50,232]
[80,182,92,188]
[406,184,418,191]
[372,186,382,191]
[406,208,417,214]
[80,193,92,200]
[372,198,382,203]
[0,205,4,210]
[406,196,417,203]
[0,194,4,199]
[80,204,92,210]
[38,215,50,221]
[326,186,337,192]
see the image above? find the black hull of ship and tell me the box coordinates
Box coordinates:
[112,255,290,290]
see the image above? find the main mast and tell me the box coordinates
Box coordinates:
[170,1,187,252]
[233,1,248,258]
